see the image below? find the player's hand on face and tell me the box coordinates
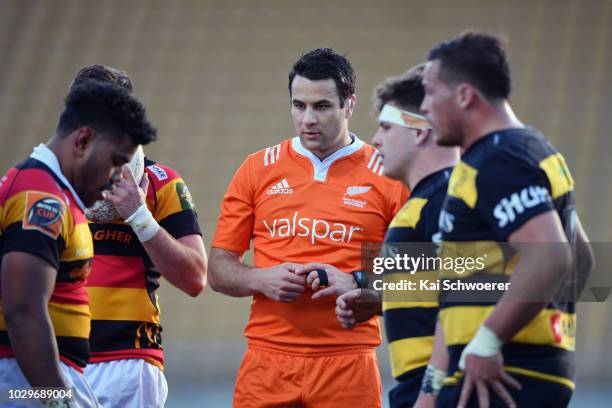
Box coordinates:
[103,165,149,219]
[256,263,306,302]
[335,289,381,329]
[458,353,521,408]
[295,263,357,300]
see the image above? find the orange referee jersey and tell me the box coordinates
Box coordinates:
[212,136,407,348]
[0,153,93,371]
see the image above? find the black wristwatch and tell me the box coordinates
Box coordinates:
[351,271,369,289]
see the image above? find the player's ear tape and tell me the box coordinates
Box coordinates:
[316,269,329,286]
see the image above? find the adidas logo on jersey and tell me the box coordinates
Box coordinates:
[267,179,293,195]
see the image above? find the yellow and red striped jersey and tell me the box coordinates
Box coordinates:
[0,153,93,371]
[86,158,201,369]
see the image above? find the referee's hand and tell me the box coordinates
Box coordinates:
[254,263,306,302]
[295,263,357,300]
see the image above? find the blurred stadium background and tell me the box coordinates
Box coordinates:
[1,0,611,406]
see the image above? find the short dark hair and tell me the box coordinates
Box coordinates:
[57,81,156,146]
[428,32,511,102]
[70,64,133,92]
[374,64,425,114]
[288,48,356,108]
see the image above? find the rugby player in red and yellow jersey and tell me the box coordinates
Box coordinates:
[209,48,408,408]
[0,81,157,407]
[71,65,207,408]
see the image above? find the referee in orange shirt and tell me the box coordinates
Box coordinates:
[209,48,408,408]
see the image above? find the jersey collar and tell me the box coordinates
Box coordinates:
[291,134,364,181]
[30,143,87,211]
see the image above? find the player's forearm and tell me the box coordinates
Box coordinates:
[142,229,206,297]
[416,321,447,404]
[429,320,448,371]
[5,309,67,387]
[575,219,595,297]
[485,244,571,341]
[208,247,257,297]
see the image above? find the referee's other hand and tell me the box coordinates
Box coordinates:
[254,263,306,302]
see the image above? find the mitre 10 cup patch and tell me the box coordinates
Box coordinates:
[23,192,65,239]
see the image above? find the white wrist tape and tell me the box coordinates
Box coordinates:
[459,324,503,370]
[420,364,447,395]
[125,203,160,242]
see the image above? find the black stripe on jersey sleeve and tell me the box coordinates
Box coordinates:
[384,307,438,343]
[1,222,63,270]
[158,210,201,239]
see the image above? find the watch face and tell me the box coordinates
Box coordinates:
[352,271,369,288]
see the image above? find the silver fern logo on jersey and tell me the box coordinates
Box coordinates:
[343,186,371,208]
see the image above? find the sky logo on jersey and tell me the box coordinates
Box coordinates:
[148,165,168,181]
[267,179,293,195]
[493,185,551,228]
[262,211,363,244]
[23,192,65,239]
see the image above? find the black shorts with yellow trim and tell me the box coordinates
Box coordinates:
[436,371,573,408]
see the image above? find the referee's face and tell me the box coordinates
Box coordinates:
[290,75,355,160]
[421,60,463,147]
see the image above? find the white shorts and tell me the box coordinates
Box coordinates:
[0,357,99,408]
[84,359,167,408]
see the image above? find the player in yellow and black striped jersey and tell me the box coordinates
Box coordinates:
[335,65,459,408]
[421,32,594,408]
[383,167,451,408]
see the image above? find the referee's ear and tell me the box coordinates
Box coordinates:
[344,94,356,119]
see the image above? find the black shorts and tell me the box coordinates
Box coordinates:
[389,370,424,408]
[436,373,572,408]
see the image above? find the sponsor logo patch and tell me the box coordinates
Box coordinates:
[149,165,168,181]
[176,182,195,210]
[23,192,65,239]
[493,185,551,228]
